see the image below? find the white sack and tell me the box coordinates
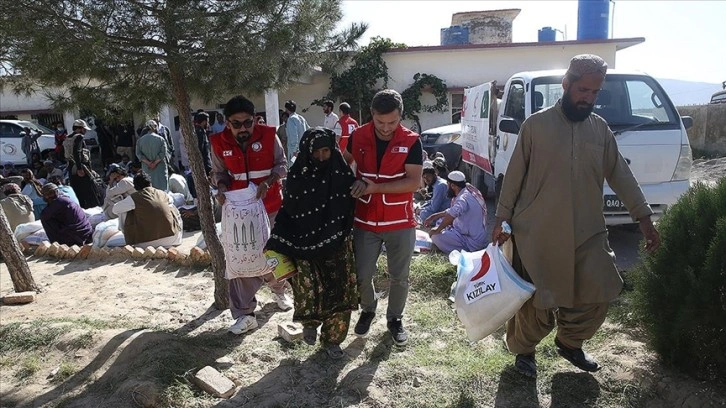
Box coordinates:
[105,231,126,247]
[92,219,119,248]
[453,243,536,342]
[14,220,43,241]
[221,185,270,279]
[24,229,48,246]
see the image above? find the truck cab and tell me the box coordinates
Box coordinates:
[462,69,693,225]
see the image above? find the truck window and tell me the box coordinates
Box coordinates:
[625,80,673,123]
[503,81,525,125]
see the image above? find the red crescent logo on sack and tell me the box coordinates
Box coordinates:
[469,252,491,281]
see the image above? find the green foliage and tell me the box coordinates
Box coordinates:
[401,73,449,131]
[0,322,68,353]
[630,179,726,381]
[325,36,406,118]
[0,0,366,118]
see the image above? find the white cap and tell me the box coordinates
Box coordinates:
[73,119,92,130]
[447,171,466,183]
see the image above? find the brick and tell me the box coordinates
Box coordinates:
[200,250,211,265]
[277,322,303,343]
[193,366,236,398]
[190,247,204,263]
[112,245,134,259]
[167,247,179,260]
[77,244,93,260]
[132,247,145,259]
[143,246,156,259]
[35,241,52,257]
[57,244,70,259]
[215,356,234,370]
[154,247,168,259]
[47,242,61,257]
[20,241,31,253]
[67,245,81,259]
[2,291,36,305]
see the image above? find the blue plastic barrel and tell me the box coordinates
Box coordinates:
[577,0,610,40]
[440,26,470,46]
[538,27,557,42]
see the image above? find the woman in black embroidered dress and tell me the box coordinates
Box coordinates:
[266,127,357,359]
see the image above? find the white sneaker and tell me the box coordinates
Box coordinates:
[273,293,293,311]
[228,315,258,335]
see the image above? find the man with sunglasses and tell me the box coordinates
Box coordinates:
[209,95,293,335]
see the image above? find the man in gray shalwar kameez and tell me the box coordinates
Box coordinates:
[491,54,661,378]
[136,120,169,191]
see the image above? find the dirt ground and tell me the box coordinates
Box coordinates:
[1,157,724,407]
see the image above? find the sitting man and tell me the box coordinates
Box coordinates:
[1,183,35,232]
[40,183,93,246]
[48,175,80,206]
[102,164,135,219]
[113,172,182,247]
[424,171,487,255]
[37,160,64,182]
[416,167,450,223]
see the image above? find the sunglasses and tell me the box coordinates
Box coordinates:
[228,118,254,130]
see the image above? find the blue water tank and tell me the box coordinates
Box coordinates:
[440,26,470,46]
[538,27,557,42]
[577,0,610,40]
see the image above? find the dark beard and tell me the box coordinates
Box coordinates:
[561,90,594,122]
[447,187,456,198]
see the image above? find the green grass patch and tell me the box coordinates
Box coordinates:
[15,355,42,380]
[51,361,77,384]
[0,322,68,353]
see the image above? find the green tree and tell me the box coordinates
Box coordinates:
[401,72,448,132]
[0,0,365,309]
[325,37,405,120]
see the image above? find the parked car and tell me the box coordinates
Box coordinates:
[710,82,726,104]
[420,123,462,171]
[0,120,56,166]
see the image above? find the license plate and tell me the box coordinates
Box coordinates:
[603,195,627,211]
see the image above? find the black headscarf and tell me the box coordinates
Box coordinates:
[266,127,356,260]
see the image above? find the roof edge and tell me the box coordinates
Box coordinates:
[386,37,646,53]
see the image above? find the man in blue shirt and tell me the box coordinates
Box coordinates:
[283,100,309,162]
[417,167,450,223]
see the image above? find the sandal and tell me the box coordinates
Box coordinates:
[303,327,317,345]
[514,353,537,378]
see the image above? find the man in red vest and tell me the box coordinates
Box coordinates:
[334,102,359,152]
[343,90,424,346]
[209,95,293,335]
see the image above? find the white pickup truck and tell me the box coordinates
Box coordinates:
[459,69,693,225]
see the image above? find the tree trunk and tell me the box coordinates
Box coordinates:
[0,206,40,293]
[168,64,229,310]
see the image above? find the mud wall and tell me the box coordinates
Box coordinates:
[677,104,726,157]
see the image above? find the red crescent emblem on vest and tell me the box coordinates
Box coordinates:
[469,252,491,281]
[252,142,262,152]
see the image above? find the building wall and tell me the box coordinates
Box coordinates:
[678,104,726,156]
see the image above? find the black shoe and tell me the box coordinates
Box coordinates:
[554,337,601,372]
[387,319,408,346]
[514,353,537,378]
[354,311,376,336]
[303,327,317,345]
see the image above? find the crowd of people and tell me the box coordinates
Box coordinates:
[1,54,662,375]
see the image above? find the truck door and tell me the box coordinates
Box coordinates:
[460,82,494,174]
[494,79,526,179]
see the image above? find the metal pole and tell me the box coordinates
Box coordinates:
[610,0,616,39]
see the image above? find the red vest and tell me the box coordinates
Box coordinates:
[209,125,282,214]
[337,114,359,152]
[351,122,418,232]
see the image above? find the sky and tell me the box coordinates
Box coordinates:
[339,0,725,93]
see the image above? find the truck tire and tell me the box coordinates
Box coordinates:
[469,166,495,198]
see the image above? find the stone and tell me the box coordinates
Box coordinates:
[277,322,303,343]
[89,246,104,259]
[77,244,93,260]
[132,247,145,259]
[413,377,422,387]
[190,247,204,263]
[143,246,156,259]
[67,245,81,259]
[35,241,51,257]
[58,244,70,259]
[2,291,36,305]
[154,247,168,259]
[47,242,61,257]
[193,366,236,398]
[215,356,234,370]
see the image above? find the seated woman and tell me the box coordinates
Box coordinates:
[266,127,358,359]
[112,172,182,247]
